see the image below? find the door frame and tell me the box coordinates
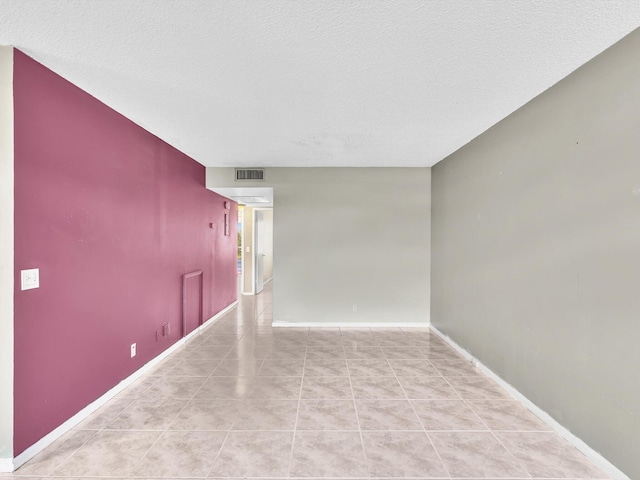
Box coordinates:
[247,207,272,295]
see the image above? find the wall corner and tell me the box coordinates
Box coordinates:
[0,45,15,470]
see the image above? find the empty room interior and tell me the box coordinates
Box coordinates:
[1,2,639,479]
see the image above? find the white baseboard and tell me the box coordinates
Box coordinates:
[272,321,430,328]
[429,325,630,480]
[0,458,13,473]
[10,300,238,473]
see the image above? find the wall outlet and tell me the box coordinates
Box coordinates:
[130,343,137,357]
[162,323,170,336]
[352,304,358,312]
[21,268,40,290]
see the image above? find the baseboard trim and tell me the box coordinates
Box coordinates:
[0,458,13,473]
[11,300,238,472]
[429,325,630,480]
[272,321,430,328]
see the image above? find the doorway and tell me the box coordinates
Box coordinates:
[239,205,273,296]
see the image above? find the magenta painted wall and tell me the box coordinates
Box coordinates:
[12,50,237,455]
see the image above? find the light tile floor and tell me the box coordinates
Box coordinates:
[6,282,610,479]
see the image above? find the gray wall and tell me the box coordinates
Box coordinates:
[208,167,431,326]
[432,29,640,478]
[257,209,274,282]
[0,46,14,466]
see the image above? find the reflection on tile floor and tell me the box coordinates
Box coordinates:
[7,282,610,479]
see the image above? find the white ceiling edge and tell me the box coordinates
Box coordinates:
[212,187,274,208]
[1,1,639,168]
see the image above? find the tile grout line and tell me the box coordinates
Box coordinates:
[344,332,373,478]
[391,345,453,480]
[285,334,308,477]
[131,327,247,478]
[435,348,535,479]
[205,295,271,478]
[201,317,260,478]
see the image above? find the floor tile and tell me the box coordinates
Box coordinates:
[248,376,302,399]
[52,430,160,476]
[355,399,423,431]
[106,397,187,430]
[347,359,395,376]
[209,431,293,478]
[165,359,220,376]
[194,376,255,399]
[183,346,232,361]
[265,347,307,360]
[306,347,346,360]
[307,332,343,347]
[232,399,298,430]
[373,332,419,347]
[74,397,133,430]
[497,432,610,479]
[260,359,305,376]
[199,334,242,346]
[115,377,158,399]
[412,400,488,431]
[350,376,407,399]
[382,346,428,359]
[15,430,97,476]
[421,344,462,359]
[469,400,552,432]
[340,331,379,347]
[139,375,207,399]
[289,431,368,477]
[130,430,226,477]
[362,431,449,478]
[447,376,510,400]
[429,431,529,478]
[212,358,263,376]
[431,358,479,376]
[301,376,353,399]
[343,346,386,359]
[303,358,349,376]
[296,399,359,430]
[168,398,242,430]
[398,376,461,399]
[387,359,441,376]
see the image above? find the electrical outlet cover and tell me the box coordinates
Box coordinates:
[21,268,40,290]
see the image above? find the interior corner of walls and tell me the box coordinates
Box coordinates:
[0,458,15,473]
[0,44,15,463]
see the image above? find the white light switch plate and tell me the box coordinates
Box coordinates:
[21,268,39,290]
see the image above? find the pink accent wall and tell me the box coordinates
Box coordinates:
[12,50,237,455]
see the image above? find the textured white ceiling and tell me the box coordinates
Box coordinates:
[1,1,639,167]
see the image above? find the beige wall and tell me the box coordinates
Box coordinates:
[208,168,431,326]
[0,46,14,466]
[432,29,640,479]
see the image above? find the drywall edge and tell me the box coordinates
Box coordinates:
[10,300,238,472]
[429,325,630,480]
[0,45,15,470]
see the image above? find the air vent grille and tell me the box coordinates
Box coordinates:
[235,168,265,181]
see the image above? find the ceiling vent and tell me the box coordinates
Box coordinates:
[235,168,265,181]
